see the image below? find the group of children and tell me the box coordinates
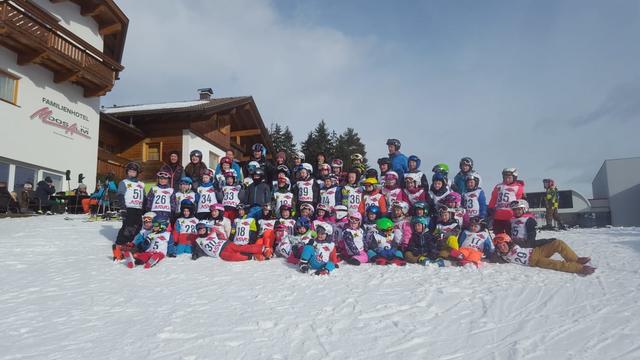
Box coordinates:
[112,141,595,276]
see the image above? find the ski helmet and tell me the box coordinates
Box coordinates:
[331,159,344,168]
[493,233,512,246]
[190,150,203,159]
[276,165,290,176]
[295,216,311,231]
[377,157,391,166]
[376,217,394,232]
[317,203,330,213]
[432,163,449,175]
[366,204,381,217]
[543,178,555,188]
[432,172,447,184]
[386,138,401,150]
[142,211,157,222]
[363,177,378,186]
[465,171,481,189]
[152,217,168,231]
[348,211,362,222]
[459,157,473,170]
[300,163,313,174]
[502,168,518,179]
[392,201,410,215]
[300,202,315,214]
[442,192,462,206]
[247,161,260,174]
[180,200,195,213]
[509,199,529,212]
[411,216,429,228]
[293,151,305,161]
[319,163,331,172]
[202,168,214,178]
[404,173,421,186]
[179,177,193,185]
[252,143,265,153]
[413,201,429,213]
[220,157,233,165]
[195,221,210,234]
[334,205,348,220]
[125,161,141,174]
[315,223,334,236]
[408,155,421,169]
[351,153,364,161]
[209,203,225,212]
[253,168,265,179]
[156,171,171,179]
[224,171,236,180]
[468,216,486,228]
[385,171,399,182]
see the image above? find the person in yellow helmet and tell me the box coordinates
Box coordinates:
[358,177,387,216]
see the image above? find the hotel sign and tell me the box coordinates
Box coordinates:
[29,97,92,140]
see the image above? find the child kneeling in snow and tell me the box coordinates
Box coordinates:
[123,217,173,269]
[192,222,271,262]
[492,233,595,275]
[366,217,406,266]
[298,223,339,275]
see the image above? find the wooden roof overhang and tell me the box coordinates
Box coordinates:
[0,0,126,96]
[104,97,275,159]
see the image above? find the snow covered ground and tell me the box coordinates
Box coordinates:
[1,215,639,360]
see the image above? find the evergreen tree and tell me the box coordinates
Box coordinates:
[333,127,367,170]
[300,120,335,164]
[269,123,297,159]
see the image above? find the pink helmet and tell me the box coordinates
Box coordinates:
[385,171,399,181]
[209,203,225,212]
[348,211,362,221]
[442,192,462,206]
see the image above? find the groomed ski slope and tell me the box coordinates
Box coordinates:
[1,216,639,360]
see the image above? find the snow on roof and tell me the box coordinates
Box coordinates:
[101,100,209,114]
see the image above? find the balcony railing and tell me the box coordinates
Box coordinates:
[0,0,124,96]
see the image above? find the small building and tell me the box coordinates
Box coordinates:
[99,89,273,182]
[0,0,128,192]
[591,157,640,227]
[526,190,606,227]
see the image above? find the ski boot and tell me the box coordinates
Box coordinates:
[298,260,310,273]
[345,257,361,266]
[123,251,136,269]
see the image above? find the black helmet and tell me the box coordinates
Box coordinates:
[252,143,265,153]
[253,168,265,177]
[365,168,378,179]
[190,150,202,158]
[386,138,401,150]
[377,157,391,166]
[125,162,141,173]
[460,157,473,170]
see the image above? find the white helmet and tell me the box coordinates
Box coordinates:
[392,201,410,216]
[300,202,315,214]
[294,151,306,161]
[334,205,348,220]
[315,222,334,236]
[301,163,313,173]
[509,199,529,212]
[502,168,518,178]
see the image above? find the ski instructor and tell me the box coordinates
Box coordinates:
[386,138,408,184]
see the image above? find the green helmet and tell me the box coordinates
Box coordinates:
[432,163,449,175]
[376,217,394,231]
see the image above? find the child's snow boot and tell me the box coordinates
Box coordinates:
[577,257,591,265]
[123,251,135,269]
[144,254,161,269]
[298,260,310,273]
[345,257,361,266]
[375,257,389,265]
[579,265,596,275]
[390,257,407,266]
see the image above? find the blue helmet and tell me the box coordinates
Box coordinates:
[179,177,193,185]
[295,216,311,231]
[180,199,195,212]
[408,155,421,169]
[432,172,447,183]
[366,205,381,217]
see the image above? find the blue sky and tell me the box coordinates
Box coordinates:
[104,0,640,197]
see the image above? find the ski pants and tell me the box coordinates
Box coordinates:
[116,208,143,245]
[220,243,264,262]
[545,207,563,227]
[529,240,582,273]
[300,245,336,272]
[134,251,165,266]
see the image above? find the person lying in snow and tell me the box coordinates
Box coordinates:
[192,222,272,262]
[492,233,595,275]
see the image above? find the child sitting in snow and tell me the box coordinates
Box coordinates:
[276,216,315,260]
[192,222,271,262]
[492,233,595,275]
[123,217,174,269]
[366,217,406,266]
[433,205,461,258]
[451,216,494,267]
[337,212,368,266]
[298,223,339,276]
[404,217,442,266]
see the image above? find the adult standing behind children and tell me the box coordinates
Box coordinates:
[159,150,184,191]
[215,149,244,184]
[386,138,408,183]
[184,150,208,189]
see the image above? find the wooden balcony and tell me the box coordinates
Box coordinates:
[0,0,124,97]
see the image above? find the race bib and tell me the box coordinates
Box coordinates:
[150,187,173,212]
[123,180,145,209]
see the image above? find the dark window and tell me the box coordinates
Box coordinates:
[14,165,36,192]
[0,162,8,183]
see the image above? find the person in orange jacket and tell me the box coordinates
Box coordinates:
[358,177,387,216]
[488,168,525,235]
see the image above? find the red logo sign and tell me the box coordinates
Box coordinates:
[30,107,91,139]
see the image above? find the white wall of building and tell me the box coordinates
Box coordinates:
[598,158,640,227]
[182,130,225,170]
[0,46,100,192]
[32,0,103,51]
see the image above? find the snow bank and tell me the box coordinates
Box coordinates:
[1,216,639,359]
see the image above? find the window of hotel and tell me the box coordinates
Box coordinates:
[42,172,63,192]
[146,143,161,161]
[13,165,36,192]
[0,70,19,105]
[0,162,9,183]
[209,152,219,169]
